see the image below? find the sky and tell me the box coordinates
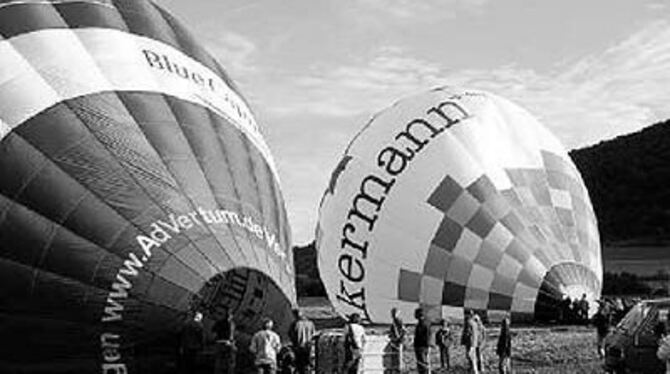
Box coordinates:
[158,0,670,245]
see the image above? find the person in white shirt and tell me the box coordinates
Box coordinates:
[657,322,670,374]
[344,313,366,374]
[250,318,282,374]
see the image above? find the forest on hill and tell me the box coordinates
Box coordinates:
[570,119,670,245]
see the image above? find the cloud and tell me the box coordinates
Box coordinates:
[355,0,489,20]
[262,46,445,118]
[263,20,670,149]
[519,20,670,147]
[646,2,668,10]
[205,31,260,77]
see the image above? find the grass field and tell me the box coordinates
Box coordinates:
[356,325,602,374]
[301,298,603,373]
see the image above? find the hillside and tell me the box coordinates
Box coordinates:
[569,120,670,244]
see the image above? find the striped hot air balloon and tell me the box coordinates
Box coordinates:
[0,1,294,372]
[317,87,602,324]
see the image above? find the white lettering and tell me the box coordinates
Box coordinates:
[149,222,171,243]
[136,235,159,257]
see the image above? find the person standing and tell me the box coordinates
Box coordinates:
[559,296,571,324]
[435,318,453,370]
[496,316,512,374]
[213,308,236,374]
[593,302,611,359]
[658,326,670,373]
[288,309,316,374]
[344,313,365,374]
[250,318,282,374]
[389,307,406,371]
[570,298,580,323]
[413,308,431,374]
[180,311,205,374]
[278,344,296,374]
[461,310,480,374]
[473,313,486,373]
[578,294,590,324]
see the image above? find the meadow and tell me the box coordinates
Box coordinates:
[303,298,604,373]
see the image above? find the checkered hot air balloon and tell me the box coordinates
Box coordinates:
[317,87,602,324]
[0,1,294,372]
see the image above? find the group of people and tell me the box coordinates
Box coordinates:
[180,306,516,374]
[384,308,513,374]
[179,308,316,374]
[558,293,592,324]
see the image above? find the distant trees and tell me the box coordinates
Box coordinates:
[570,120,670,244]
[293,242,327,297]
[602,272,652,295]
[602,270,670,297]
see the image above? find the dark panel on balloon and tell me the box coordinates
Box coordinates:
[397,269,421,303]
[422,245,451,280]
[427,174,463,212]
[55,1,128,31]
[0,257,33,308]
[442,281,466,307]
[0,2,66,38]
[113,0,179,52]
[431,216,462,252]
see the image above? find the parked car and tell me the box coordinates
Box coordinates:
[604,298,670,373]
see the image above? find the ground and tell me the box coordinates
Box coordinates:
[302,298,603,373]
[428,326,599,373]
[345,324,601,374]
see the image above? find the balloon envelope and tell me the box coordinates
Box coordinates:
[317,87,602,323]
[0,0,294,372]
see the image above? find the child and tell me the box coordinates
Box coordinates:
[435,318,453,370]
[278,344,296,374]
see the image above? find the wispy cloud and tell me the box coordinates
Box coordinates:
[517,20,670,147]
[263,46,445,117]
[355,0,489,20]
[205,31,260,77]
[261,20,670,148]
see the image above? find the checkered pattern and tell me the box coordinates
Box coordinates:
[396,150,601,321]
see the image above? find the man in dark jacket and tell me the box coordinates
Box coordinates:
[413,308,431,374]
[593,303,611,359]
[578,294,590,324]
[436,318,453,370]
[213,308,236,374]
[288,309,316,374]
[180,311,205,374]
[496,315,512,374]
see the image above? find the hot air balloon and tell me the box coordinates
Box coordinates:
[317,87,602,324]
[0,0,294,372]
